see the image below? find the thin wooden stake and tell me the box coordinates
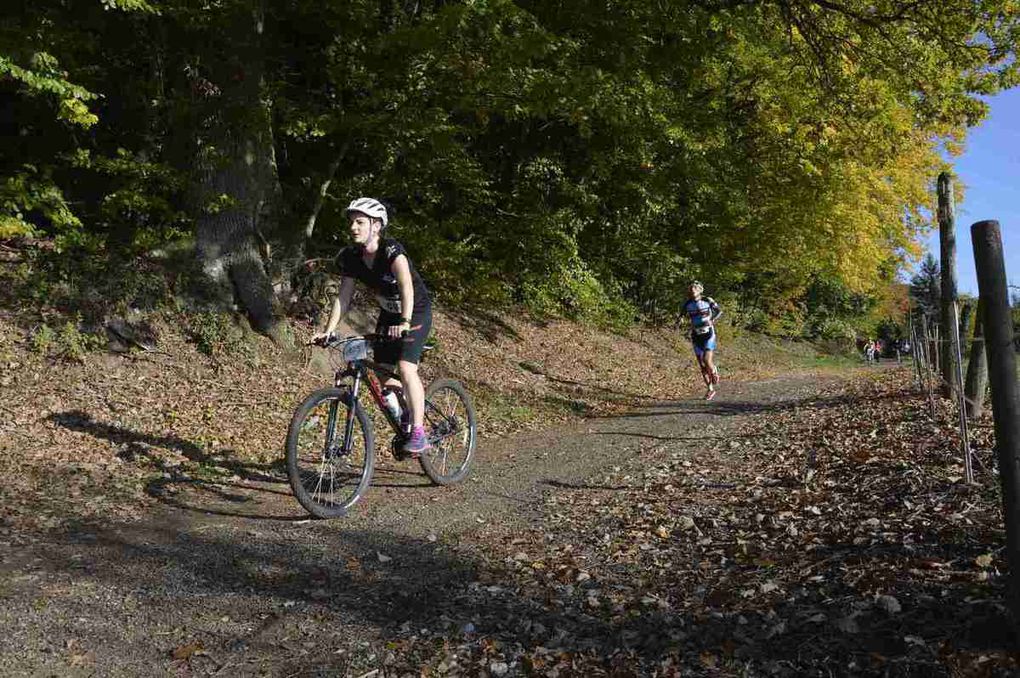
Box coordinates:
[952,301,974,484]
[918,320,926,389]
[924,322,937,418]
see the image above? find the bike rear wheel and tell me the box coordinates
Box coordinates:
[285,387,375,518]
[419,378,476,485]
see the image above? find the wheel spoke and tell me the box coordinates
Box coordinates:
[420,382,474,484]
[291,394,371,514]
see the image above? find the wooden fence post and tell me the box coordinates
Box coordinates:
[965,298,988,420]
[939,172,961,398]
[919,319,937,419]
[971,219,1020,625]
[959,301,974,353]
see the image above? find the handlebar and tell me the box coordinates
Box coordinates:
[310,331,408,348]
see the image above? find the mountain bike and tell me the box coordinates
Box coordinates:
[285,334,477,518]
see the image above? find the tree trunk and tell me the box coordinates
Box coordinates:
[191,0,286,342]
[304,143,348,241]
[964,298,988,420]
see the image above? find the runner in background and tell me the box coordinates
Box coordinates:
[680,281,722,400]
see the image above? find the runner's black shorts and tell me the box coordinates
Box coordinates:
[373,307,432,366]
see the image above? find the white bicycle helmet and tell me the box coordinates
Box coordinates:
[689,280,704,294]
[344,197,388,228]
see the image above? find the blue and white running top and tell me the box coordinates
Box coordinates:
[682,297,722,335]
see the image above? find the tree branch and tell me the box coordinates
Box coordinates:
[304,141,349,240]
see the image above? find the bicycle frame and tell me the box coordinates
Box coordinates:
[287,334,475,518]
[336,358,405,437]
[323,334,461,453]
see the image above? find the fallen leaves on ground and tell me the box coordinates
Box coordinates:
[381,371,1014,676]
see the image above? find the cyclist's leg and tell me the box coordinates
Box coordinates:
[399,360,425,427]
[396,310,432,454]
[372,316,403,391]
[396,310,431,422]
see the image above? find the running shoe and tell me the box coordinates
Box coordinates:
[402,425,431,457]
[705,389,717,401]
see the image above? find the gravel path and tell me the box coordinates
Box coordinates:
[0,371,860,676]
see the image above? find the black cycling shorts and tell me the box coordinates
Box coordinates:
[373,307,432,366]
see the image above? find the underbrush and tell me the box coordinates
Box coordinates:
[0,238,266,362]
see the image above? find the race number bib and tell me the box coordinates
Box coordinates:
[376,294,402,314]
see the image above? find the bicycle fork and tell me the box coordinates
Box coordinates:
[340,370,363,455]
[324,370,362,459]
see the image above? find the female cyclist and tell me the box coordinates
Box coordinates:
[313,197,433,455]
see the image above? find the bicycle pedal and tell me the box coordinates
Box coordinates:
[390,436,411,460]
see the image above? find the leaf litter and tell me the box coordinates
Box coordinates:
[377,370,1015,676]
[1,292,1013,675]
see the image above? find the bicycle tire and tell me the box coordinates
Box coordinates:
[285,387,375,518]
[418,378,477,485]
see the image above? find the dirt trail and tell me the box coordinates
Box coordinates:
[0,370,860,676]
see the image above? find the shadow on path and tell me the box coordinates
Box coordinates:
[49,410,304,521]
[8,510,1012,676]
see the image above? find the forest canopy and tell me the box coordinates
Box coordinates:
[2,0,1017,335]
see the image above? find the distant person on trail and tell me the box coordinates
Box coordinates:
[312,197,433,457]
[679,281,722,400]
[864,339,875,363]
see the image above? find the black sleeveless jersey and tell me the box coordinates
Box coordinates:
[337,238,431,316]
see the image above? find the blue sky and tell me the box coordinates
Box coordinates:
[921,87,1020,296]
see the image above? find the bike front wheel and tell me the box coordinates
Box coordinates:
[419,378,477,485]
[285,387,375,518]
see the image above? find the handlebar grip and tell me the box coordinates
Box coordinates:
[309,332,335,347]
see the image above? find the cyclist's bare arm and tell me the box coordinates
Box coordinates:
[315,277,356,341]
[389,254,414,339]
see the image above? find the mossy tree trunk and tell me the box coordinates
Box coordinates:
[190,0,288,344]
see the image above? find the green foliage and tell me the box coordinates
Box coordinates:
[520,256,637,327]
[3,0,1018,334]
[909,253,941,321]
[1,167,83,244]
[0,215,36,240]
[28,319,104,361]
[0,53,98,128]
[875,317,905,345]
[68,149,191,249]
[30,324,56,355]
[57,319,106,362]
[0,244,173,333]
[802,276,876,339]
[184,311,252,357]
[99,0,161,13]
